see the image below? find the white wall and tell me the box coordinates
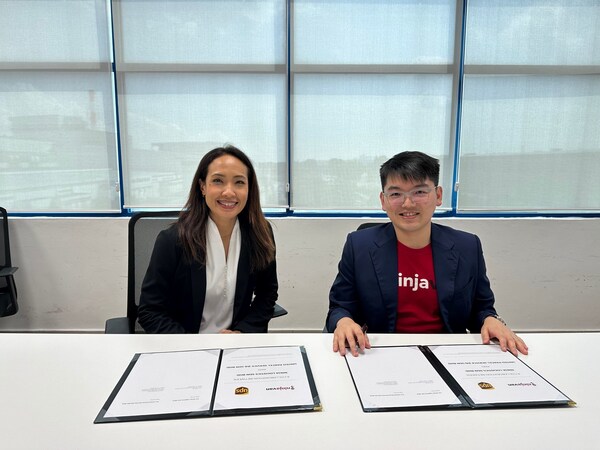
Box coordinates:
[1,217,599,332]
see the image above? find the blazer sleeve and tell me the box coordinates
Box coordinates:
[326,233,360,332]
[137,228,187,334]
[468,234,497,332]
[232,257,279,333]
[231,225,279,333]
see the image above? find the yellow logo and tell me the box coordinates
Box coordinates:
[235,386,249,395]
[477,382,495,390]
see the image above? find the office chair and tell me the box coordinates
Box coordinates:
[0,207,19,317]
[105,211,287,333]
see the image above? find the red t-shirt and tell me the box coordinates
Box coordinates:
[395,241,444,333]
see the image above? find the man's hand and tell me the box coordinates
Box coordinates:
[219,329,241,334]
[481,316,528,356]
[333,317,371,357]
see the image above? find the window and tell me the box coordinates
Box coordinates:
[1,0,599,214]
[113,0,288,209]
[291,0,459,211]
[458,0,600,212]
[0,0,119,212]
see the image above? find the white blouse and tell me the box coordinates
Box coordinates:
[199,217,241,333]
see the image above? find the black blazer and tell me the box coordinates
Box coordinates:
[326,222,497,333]
[138,224,278,333]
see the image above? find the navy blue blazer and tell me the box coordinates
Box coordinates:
[326,222,497,334]
[138,224,278,333]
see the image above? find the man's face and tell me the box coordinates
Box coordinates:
[379,176,442,240]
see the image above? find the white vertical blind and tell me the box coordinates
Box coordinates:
[115,0,288,209]
[291,0,457,211]
[292,74,453,209]
[293,0,455,65]
[119,73,287,208]
[459,0,600,212]
[1,0,599,214]
[0,0,119,212]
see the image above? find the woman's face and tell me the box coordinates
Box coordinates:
[200,155,249,228]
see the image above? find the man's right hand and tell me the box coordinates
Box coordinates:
[333,317,371,357]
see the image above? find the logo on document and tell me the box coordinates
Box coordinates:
[265,385,295,391]
[477,382,495,390]
[235,386,250,395]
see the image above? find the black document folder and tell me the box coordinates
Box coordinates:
[95,345,321,423]
[345,344,575,412]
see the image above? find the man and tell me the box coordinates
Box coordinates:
[326,151,528,357]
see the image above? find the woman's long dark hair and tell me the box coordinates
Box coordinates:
[176,145,275,271]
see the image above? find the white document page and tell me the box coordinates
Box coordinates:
[430,344,569,405]
[104,349,220,418]
[213,346,314,411]
[345,346,462,409]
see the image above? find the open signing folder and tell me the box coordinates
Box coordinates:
[345,344,575,412]
[95,345,321,423]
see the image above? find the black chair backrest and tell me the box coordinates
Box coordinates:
[127,211,180,330]
[357,222,383,231]
[0,207,10,269]
[0,206,19,317]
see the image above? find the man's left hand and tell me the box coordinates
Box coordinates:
[481,316,528,356]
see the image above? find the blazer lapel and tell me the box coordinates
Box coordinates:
[431,224,458,331]
[190,260,206,332]
[370,224,399,332]
[233,240,251,322]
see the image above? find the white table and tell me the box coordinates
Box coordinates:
[1,332,598,450]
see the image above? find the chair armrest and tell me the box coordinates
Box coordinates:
[272,303,288,318]
[105,317,133,334]
[0,267,18,277]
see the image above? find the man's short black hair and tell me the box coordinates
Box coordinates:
[379,151,440,190]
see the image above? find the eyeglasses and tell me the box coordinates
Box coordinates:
[382,186,437,205]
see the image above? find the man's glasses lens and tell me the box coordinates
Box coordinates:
[384,187,435,204]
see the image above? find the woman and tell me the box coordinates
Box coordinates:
[137,145,278,333]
